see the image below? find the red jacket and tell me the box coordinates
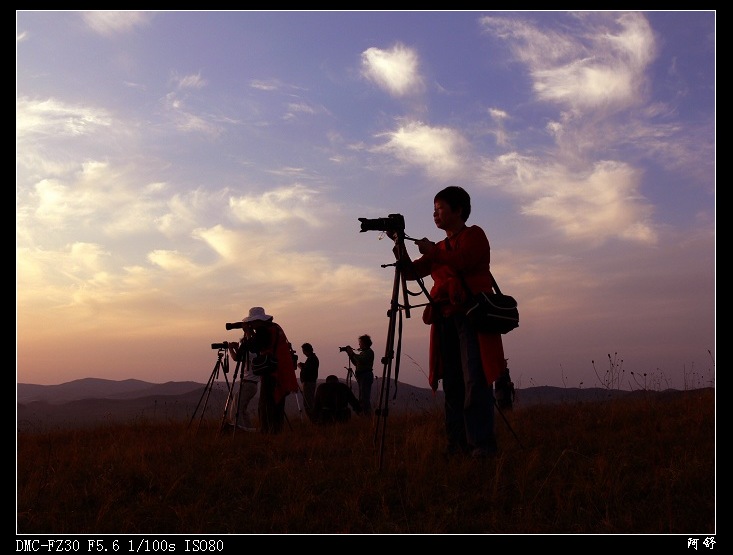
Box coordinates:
[261,323,299,404]
[407,225,505,391]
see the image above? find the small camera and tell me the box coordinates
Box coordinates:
[225,322,245,330]
[211,342,229,349]
[338,346,350,352]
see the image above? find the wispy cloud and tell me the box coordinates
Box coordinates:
[81,11,153,36]
[361,43,425,97]
[374,120,470,180]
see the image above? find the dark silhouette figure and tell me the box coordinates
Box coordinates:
[297,342,319,421]
[313,375,362,424]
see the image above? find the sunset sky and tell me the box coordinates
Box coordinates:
[17,11,715,392]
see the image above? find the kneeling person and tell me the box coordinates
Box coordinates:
[313,375,362,424]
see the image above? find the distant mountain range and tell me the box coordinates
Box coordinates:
[17,377,654,432]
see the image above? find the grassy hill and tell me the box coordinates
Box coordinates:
[17,387,715,534]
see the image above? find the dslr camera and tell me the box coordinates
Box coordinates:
[338,346,350,352]
[211,341,229,350]
[358,213,405,234]
[225,321,245,330]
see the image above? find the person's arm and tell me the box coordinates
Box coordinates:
[350,348,374,372]
[348,348,371,372]
[344,346,358,366]
[346,386,362,413]
[228,340,242,361]
[435,226,495,294]
[429,227,489,270]
[392,240,431,280]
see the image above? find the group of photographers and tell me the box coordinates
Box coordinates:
[222,185,507,460]
[223,306,374,433]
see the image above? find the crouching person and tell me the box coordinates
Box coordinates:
[313,375,362,424]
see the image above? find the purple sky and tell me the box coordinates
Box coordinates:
[17,11,715,391]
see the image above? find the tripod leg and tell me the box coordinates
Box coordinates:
[494,399,524,449]
[189,355,223,433]
[373,261,404,470]
[219,358,243,436]
[373,234,435,469]
[294,384,303,421]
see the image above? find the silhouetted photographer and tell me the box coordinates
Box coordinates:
[313,375,362,424]
[227,306,299,434]
[341,335,375,415]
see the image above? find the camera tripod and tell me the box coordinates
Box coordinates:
[342,355,355,390]
[189,345,232,434]
[218,349,255,436]
[373,230,433,469]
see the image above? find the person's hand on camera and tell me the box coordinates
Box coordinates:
[415,237,435,255]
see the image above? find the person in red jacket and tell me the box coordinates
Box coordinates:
[396,186,505,458]
[239,306,299,434]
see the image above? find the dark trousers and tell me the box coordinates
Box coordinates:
[258,375,285,434]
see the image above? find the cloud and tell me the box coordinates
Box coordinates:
[283,101,328,121]
[16,97,112,140]
[361,43,424,97]
[81,11,153,36]
[480,12,656,114]
[161,90,223,136]
[482,154,657,244]
[250,80,279,91]
[488,107,511,147]
[474,13,688,244]
[374,120,470,180]
[16,97,125,181]
[228,184,325,227]
[174,72,207,90]
[25,161,170,239]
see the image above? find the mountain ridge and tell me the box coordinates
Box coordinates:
[17,377,692,432]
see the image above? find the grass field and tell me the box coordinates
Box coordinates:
[17,387,715,535]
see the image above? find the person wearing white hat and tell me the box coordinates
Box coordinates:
[229,306,298,434]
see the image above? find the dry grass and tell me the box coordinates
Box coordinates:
[17,388,715,534]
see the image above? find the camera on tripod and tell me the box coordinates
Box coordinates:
[338,346,350,352]
[225,321,245,330]
[358,213,405,234]
[211,341,229,350]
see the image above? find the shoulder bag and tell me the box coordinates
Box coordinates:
[463,274,519,334]
[446,237,519,334]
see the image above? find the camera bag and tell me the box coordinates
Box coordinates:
[464,285,519,335]
[252,354,278,376]
[445,237,519,334]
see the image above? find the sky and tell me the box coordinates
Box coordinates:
[16,11,715,392]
